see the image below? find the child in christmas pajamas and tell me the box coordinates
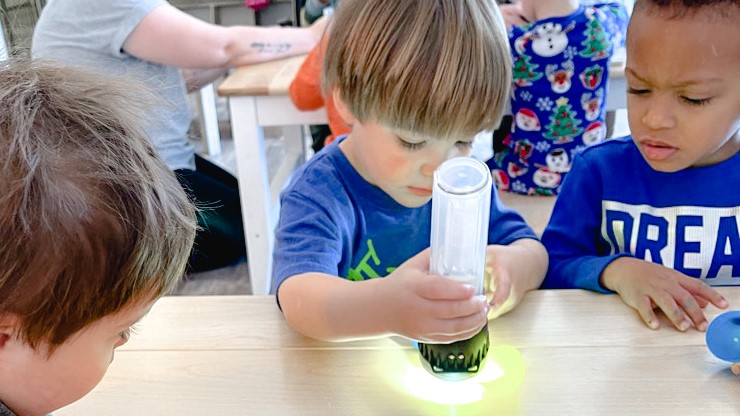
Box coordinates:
[488,0,628,196]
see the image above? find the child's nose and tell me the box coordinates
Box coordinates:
[420,146,450,177]
[641,97,676,130]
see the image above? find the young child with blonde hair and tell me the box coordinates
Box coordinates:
[272,0,548,343]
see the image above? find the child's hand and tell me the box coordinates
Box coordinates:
[484,245,515,318]
[601,257,729,331]
[732,363,740,376]
[484,240,548,319]
[375,249,489,344]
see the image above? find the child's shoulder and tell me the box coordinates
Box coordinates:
[577,135,638,163]
[280,137,366,212]
[283,141,346,197]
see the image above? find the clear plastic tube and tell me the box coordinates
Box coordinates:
[417,157,492,380]
[430,157,491,294]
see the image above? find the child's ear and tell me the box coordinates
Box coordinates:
[331,89,356,126]
[0,313,21,349]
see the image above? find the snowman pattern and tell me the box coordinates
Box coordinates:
[488,3,628,196]
[546,149,571,173]
[516,21,576,58]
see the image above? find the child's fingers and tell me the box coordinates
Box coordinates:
[418,274,477,301]
[685,280,729,310]
[432,296,488,320]
[423,310,488,342]
[404,247,431,268]
[652,292,692,331]
[732,363,740,376]
[636,295,660,329]
[694,295,709,309]
[675,293,708,331]
[490,274,511,307]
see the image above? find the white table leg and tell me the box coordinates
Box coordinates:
[0,18,9,61]
[269,126,305,203]
[229,96,274,295]
[198,83,222,157]
[283,124,307,163]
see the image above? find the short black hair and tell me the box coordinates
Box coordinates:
[634,0,739,18]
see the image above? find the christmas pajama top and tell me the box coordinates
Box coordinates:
[271,137,538,296]
[489,3,628,196]
[541,137,740,292]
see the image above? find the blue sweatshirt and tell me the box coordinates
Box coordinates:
[542,137,739,292]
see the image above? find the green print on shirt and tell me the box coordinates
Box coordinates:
[347,239,397,281]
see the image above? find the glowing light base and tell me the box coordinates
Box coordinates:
[417,323,490,381]
[395,345,526,409]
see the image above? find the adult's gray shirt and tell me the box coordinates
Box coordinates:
[32,0,196,170]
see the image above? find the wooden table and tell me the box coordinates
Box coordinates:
[56,287,739,415]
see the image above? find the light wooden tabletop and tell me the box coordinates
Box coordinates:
[56,288,740,416]
[217,49,627,98]
[218,55,308,97]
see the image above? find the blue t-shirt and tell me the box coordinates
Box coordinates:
[488,3,628,196]
[542,137,740,292]
[272,138,538,295]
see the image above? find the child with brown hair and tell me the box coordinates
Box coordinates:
[272,0,548,343]
[0,60,197,416]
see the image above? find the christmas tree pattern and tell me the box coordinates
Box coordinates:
[543,97,584,144]
[512,54,543,87]
[579,12,611,60]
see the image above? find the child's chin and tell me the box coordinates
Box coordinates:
[640,155,686,173]
[396,197,432,209]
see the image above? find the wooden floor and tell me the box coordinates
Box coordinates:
[174,261,251,295]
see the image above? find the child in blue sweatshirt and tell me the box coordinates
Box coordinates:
[542,0,738,335]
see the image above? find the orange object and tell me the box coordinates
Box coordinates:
[288,35,350,146]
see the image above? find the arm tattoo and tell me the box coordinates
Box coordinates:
[250,42,292,55]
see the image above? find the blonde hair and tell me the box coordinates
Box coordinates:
[324,0,512,140]
[0,60,197,351]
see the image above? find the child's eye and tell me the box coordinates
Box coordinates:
[398,138,424,150]
[455,141,474,150]
[680,96,712,106]
[627,87,649,95]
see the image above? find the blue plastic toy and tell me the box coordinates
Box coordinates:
[706,311,740,362]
